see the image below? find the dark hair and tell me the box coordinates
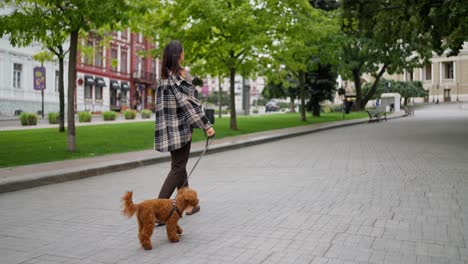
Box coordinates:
[161,40,183,79]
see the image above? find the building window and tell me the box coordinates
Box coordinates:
[141,58,146,73]
[444,62,454,79]
[138,33,143,43]
[95,41,103,68]
[13,63,22,89]
[84,40,93,65]
[121,51,127,73]
[406,70,413,81]
[85,85,93,100]
[425,64,432,81]
[151,60,157,74]
[55,70,60,92]
[95,86,103,100]
[122,29,128,40]
[111,48,118,71]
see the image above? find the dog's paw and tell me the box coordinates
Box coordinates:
[142,243,153,250]
[177,227,183,235]
[169,237,180,243]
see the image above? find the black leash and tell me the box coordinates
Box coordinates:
[181,135,214,187]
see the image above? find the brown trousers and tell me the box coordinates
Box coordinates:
[158,140,191,199]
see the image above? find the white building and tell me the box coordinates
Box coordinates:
[0,36,68,117]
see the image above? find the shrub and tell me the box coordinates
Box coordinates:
[214,109,229,115]
[124,110,136,120]
[322,106,331,113]
[48,112,59,124]
[141,109,152,119]
[78,111,92,123]
[103,111,117,121]
[20,113,38,126]
[252,109,259,114]
[278,102,289,109]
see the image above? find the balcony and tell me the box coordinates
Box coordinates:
[133,71,157,84]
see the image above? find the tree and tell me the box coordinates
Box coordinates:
[139,0,271,130]
[266,0,340,121]
[363,79,428,105]
[1,0,134,151]
[0,1,70,132]
[340,0,466,110]
[305,64,338,117]
[304,0,340,117]
[262,76,299,113]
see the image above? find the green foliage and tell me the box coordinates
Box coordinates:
[214,109,229,115]
[363,79,428,105]
[78,111,92,123]
[20,113,38,126]
[277,102,289,110]
[124,110,136,120]
[339,0,453,109]
[138,0,275,129]
[253,98,269,106]
[33,51,55,64]
[48,112,59,124]
[264,0,341,121]
[305,63,338,116]
[103,111,117,121]
[141,109,152,119]
[206,91,230,106]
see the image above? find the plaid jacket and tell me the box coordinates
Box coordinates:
[154,74,211,152]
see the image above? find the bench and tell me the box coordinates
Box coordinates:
[404,105,414,117]
[367,109,387,122]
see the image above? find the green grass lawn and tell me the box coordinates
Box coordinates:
[0,111,367,168]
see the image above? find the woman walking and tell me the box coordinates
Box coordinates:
[155,40,215,215]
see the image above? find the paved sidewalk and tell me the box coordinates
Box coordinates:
[0,113,404,193]
[0,103,467,264]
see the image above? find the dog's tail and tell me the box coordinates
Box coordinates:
[121,191,137,218]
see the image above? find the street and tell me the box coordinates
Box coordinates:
[1,103,468,264]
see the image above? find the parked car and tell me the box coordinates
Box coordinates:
[265,101,280,112]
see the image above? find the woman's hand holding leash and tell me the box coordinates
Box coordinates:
[206,127,215,138]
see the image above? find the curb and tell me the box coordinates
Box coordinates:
[0,113,405,193]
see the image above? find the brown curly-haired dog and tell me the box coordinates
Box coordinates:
[121,187,199,250]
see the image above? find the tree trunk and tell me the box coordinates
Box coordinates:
[352,68,363,110]
[67,29,79,152]
[58,54,65,132]
[404,97,408,106]
[229,67,237,130]
[289,96,296,113]
[362,65,388,109]
[299,72,307,122]
[218,75,222,118]
[312,102,320,117]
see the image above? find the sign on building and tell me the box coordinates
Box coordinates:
[34,67,46,90]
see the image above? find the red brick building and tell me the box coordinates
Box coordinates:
[75,30,158,113]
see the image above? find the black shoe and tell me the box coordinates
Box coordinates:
[186,205,200,215]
